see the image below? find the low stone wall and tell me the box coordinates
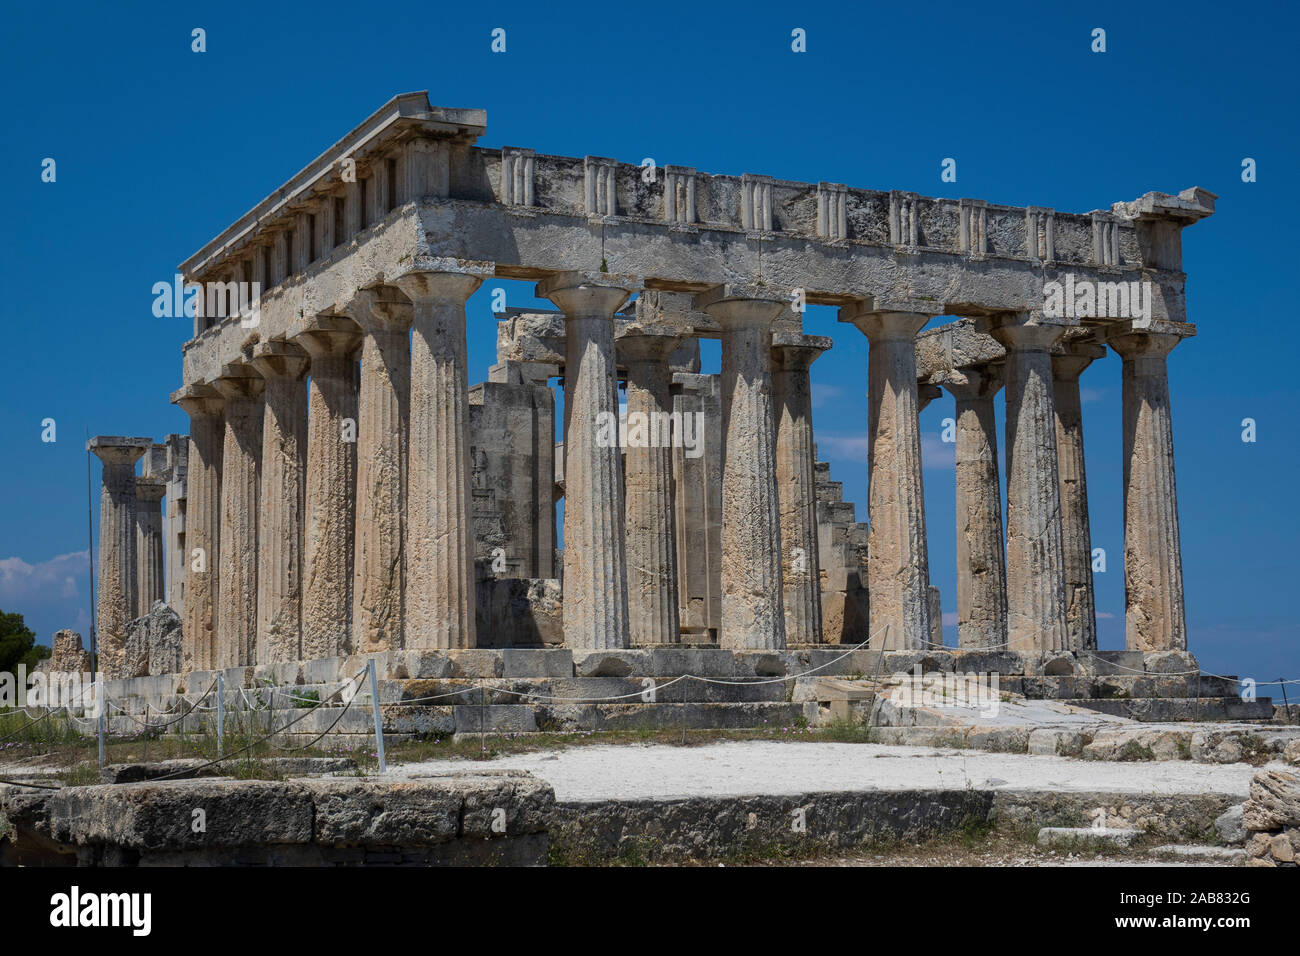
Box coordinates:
[0,770,551,866]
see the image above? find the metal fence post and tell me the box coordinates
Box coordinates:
[368,659,386,775]
[216,671,225,758]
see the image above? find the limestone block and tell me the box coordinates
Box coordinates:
[123,602,184,678]
[35,630,94,676]
[1213,804,1247,845]
[1243,769,1300,831]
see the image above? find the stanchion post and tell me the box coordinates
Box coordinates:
[368,659,386,775]
[96,676,105,769]
[216,671,225,758]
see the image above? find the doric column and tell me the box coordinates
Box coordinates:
[293,317,361,659]
[171,386,223,671]
[162,435,188,617]
[699,284,787,651]
[87,437,150,679]
[396,261,491,649]
[771,333,830,645]
[1108,320,1193,652]
[212,363,265,668]
[249,340,309,664]
[990,314,1071,653]
[671,372,722,637]
[538,271,637,650]
[619,330,682,645]
[939,367,1008,650]
[347,288,413,653]
[1052,339,1106,651]
[839,302,934,650]
[134,476,167,617]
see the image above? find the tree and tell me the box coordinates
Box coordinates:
[0,610,51,673]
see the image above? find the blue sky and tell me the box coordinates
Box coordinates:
[1,0,1296,687]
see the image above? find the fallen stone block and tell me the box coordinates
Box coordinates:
[1037,826,1140,848]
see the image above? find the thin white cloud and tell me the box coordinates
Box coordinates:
[811,383,845,409]
[921,433,955,470]
[817,433,868,464]
[0,551,89,605]
[942,611,959,626]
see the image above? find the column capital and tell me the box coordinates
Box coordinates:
[341,286,414,333]
[838,300,935,342]
[989,312,1073,352]
[250,339,310,381]
[134,475,167,503]
[212,361,266,402]
[771,332,832,371]
[172,383,225,419]
[617,329,682,365]
[86,436,151,467]
[538,270,639,318]
[1051,336,1107,381]
[394,260,492,306]
[938,364,1004,401]
[292,316,362,361]
[1106,318,1196,360]
[695,283,787,330]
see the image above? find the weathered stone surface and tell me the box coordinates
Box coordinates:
[294,319,361,659]
[123,602,184,678]
[250,340,309,665]
[772,334,829,645]
[1214,803,1246,844]
[840,306,933,650]
[540,272,635,650]
[213,363,265,669]
[991,316,1070,653]
[35,629,93,676]
[172,386,224,671]
[87,437,152,679]
[619,331,682,645]
[940,367,1007,650]
[1052,339,1103,651]
[702,286,787,650]
[134,474,167,618]
[1109,323,1193,652]
[1243,769,1300,831]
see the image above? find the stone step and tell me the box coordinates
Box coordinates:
[1037,826,1141,848]
[107,700,815,739]
[1069,697,1275,722]
[1149,844,1246,862]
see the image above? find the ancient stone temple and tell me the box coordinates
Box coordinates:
[87,92,1214,681]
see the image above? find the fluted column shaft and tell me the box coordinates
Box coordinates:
[539,274,634,650]
[771,338,827,645]
[294,321,361,659]
[1052,347,1103,651]
[213,368,265,668]
[173,388,224,671]
[350,291,412,652]
[942,370,1008,649]
[1111,330,1188,651]
[397,269,485,649]
[250,342,309,664]
[842,309,932,650]
[134,477,167,617]
[704,293,787,650]
[88,438,149,679]
[992,318,1070,653]
[620,333,682,645]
